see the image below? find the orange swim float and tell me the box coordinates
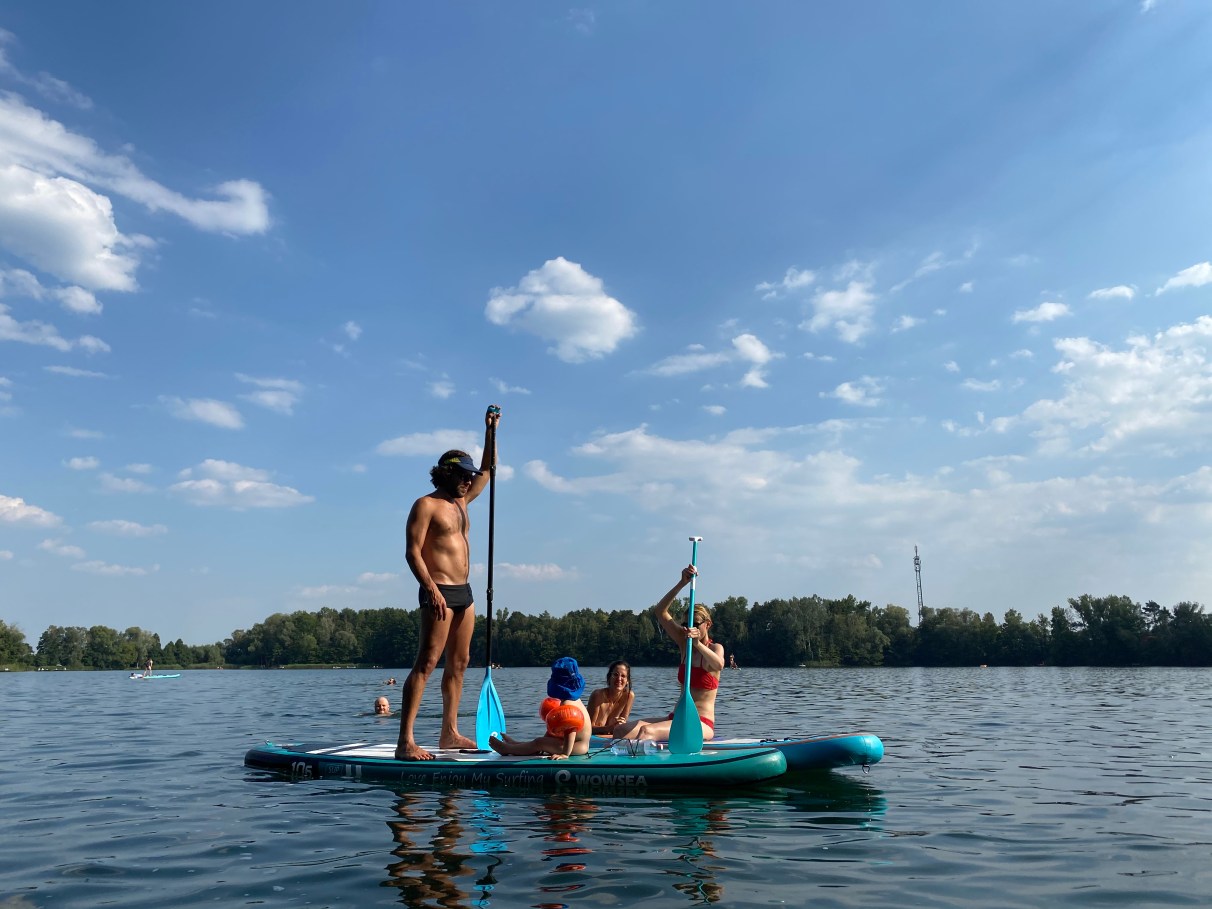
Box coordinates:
[539,697,561,719]
[544,704,585,737]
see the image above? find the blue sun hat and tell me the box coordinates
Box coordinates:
[547,657,585,701]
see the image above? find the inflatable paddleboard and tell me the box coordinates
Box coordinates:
[592,732,884,772]
[244,741,788,792]
[129,673,181,679]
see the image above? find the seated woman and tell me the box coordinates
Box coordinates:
[490,657,591,760]
[612,565,722,742]
[587,660,635,735]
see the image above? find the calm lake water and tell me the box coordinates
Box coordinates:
[2,666,1209,908]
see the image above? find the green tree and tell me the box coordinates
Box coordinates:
[36,625,88,668]
[0,620,33,665]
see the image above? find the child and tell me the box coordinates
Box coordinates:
[489,657,591,760]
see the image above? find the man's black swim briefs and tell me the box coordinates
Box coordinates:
[419,583,474,612]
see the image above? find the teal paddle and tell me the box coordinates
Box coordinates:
[476,408,506,749]
[668,536,704,754]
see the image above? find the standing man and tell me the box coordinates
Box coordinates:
[395,405,501,761]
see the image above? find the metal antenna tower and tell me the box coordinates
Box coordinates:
[914,545,924,624]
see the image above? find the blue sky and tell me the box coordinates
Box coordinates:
[3,1,1212,646]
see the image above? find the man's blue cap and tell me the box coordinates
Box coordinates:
[547,657,585,701]
[438,453,482,475]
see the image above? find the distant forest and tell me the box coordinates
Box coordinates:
[4,591,1211,671]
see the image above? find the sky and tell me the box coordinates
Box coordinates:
[3,1,1212,646]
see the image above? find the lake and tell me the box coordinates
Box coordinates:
[1,665,1209,908]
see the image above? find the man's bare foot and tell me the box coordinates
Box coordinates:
[394,743,434,761]
[438,732,476,750]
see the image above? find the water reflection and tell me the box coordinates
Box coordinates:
[762,772,888,827]
[663,797,730,903]
[531,795,599,908]
[382,790,484,908]
[377,773,887,907]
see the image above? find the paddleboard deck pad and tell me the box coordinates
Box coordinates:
[244,741,788,792]
[592,731,884,772]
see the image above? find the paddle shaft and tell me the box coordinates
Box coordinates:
[685,537,700,677]
[486,414,497,665]
[668,536,704,754]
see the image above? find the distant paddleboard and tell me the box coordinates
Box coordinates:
[129,673,181,680]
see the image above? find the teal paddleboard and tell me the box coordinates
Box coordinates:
[129,673,181,679]
[592,731,884,772]
[244,741,787,792]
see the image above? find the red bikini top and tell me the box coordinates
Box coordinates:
[677,663,720,690]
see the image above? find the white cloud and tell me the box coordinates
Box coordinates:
[1156,262,1212,295]
[0,31,92,108]
[342,320,362,341]
[1019,315,1212,454]
[962,379,1002,392]
[958,281,974,293]
[45,364,107,378]
[0,163,142,291]
[646,333,779,387]
[567,9,596,34]
[0,549,12,559]
[87,519,167,537]
[65,456,98,470]
[160,395,244,429]
[124,463,153,474]
[1013,301,1070,323]
[99,472,153,493]
[429,380,455,399]
[801,281,877,343]
[298,584,361,598]
[755,266,815,300]
[645,347,731,377]
[490,377,531,395]
[944,360,960,373]
[498,562,578,581]
[235,374,303,415]
[0,493,61,526]
[0,89,268,294]
[170,459,314,508]
[703,404,726,415]
[376,429,481,458]
[0,301,109,352]
[357,571,398,584]
[1,267,101,313]
[71,559,157,576]
[39,538,85,558]
[486,257,638,362]
[893,315,922,332]
[1088,285,1136,301]
[822,376,885,407]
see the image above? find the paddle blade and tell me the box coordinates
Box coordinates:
[667,687,703,754]
[475,668,507,749]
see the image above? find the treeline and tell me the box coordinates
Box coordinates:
[2,593,1210,670]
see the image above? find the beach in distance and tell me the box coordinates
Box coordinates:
[1,665,1209,908]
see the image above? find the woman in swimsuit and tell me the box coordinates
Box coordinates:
[587,660,635,735]
[612,565,723,742]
